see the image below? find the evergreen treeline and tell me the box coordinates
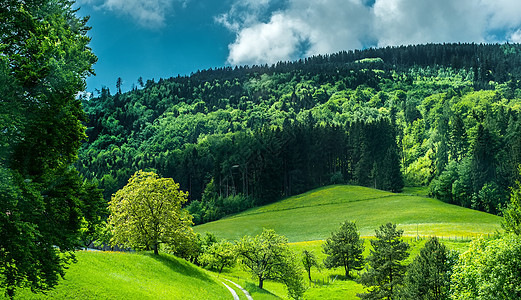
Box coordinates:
[79,43,521,223]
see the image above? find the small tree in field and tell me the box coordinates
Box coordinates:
[302,250,321,282]
[358,223,409,300]
[236,229,305,299]
[322,221,364,278]
[108,170,193,255]
[400,237,454,300]
[199,240,236,275]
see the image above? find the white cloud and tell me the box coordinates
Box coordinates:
[227,13,307,66]
[78,0,188,28]
[220,0,521,66]
[215,0,275,32]
[510,29,521,43]
[290,0,372,57]
[373,0,486,46]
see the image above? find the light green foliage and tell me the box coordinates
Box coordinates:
[6,251,230,300]
[503,168,521,235]
[400,237,455,300]
[198,240,236,274]
[235,229,305,299]
[451,234,521,300]
[358,223,410,300]
[108,170,193,255]
[322,221,365,278]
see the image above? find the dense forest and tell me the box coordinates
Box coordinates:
[78,43,521,223]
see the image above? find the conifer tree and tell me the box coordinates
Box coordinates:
[323,221,364,278]
[358,223,409,300]
[400,237,453,300]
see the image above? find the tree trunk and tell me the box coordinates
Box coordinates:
[258,277,264,289]
[153,243,159,255]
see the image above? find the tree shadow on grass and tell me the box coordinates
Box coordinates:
[144,253,213,282]
[243,281,278,297]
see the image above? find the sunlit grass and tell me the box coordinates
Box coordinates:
[217,236,471,299]
[8,251,229,300]
[195,185,501,242]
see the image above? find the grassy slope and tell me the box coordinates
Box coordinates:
[8,251,230,300]
[195,185,495,299]
[8,186,499,300]
[194,185,501,242]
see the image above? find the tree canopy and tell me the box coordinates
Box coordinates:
[78,43,521,224]
[0,0,100,297]
[235,229,305,299]
[358,223,410,300]
[108,170,193,255]
[322,221,364,278]
[400,237,454,300]
[451,234,521,300]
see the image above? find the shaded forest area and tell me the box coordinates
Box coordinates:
[78,43,521,223]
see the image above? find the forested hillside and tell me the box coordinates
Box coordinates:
[78,43,521,224]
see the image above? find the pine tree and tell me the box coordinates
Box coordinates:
[322,221,364,278]
[400,237,453,300]
[358,223,410,300]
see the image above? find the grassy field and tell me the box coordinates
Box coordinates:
[6,251,230,300]
[218,237,473,299]
[194,185,502,242]
[6,185,500,300]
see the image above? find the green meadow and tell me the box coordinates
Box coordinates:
[6,185,502,300]
[218,236,473,299]
[6,251,229,300]
[194,185,501,242]
[192,185,500,299]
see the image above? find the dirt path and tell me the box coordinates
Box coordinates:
[224,279,253,300]
[221,281,240,300]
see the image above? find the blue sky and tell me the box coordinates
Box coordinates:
[76,0,521,94]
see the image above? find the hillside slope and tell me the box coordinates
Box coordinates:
[8,251,229,300]
[194,185,501,242]
[79,43,521,221]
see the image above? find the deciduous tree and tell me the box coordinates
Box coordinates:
[236,229,305,299]
[302,250,321,282]
[108,170,193,255]
[451,234,521,300]
[0,0,99,297]
[198,240,236,275]
[503,167,521,235]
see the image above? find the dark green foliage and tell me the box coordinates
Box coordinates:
[358,223,410,300]
[400,237,455,300]
[79,43,521,223]
[0,0,101,297]
[322,221,364,278]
